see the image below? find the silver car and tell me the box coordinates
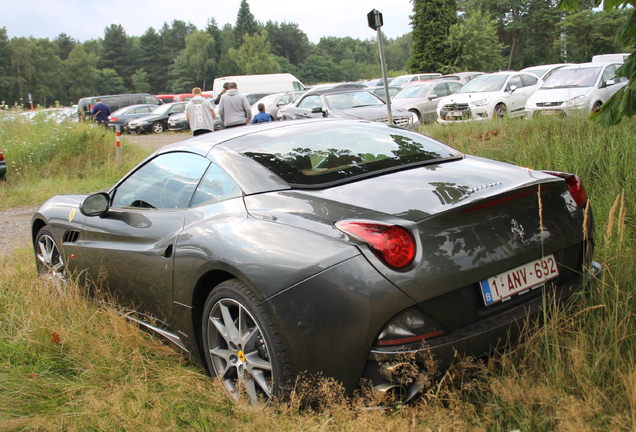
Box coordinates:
[392,80,463,123]
[250,91,305,120]
[524,62,628,118]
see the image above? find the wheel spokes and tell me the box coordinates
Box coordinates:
[207,298,274,403]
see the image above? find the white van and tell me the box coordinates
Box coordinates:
[591,53,630,63]
[208,73,306,98]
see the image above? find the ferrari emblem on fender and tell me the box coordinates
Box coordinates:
[69,208,76,222]
[511,219,525,241]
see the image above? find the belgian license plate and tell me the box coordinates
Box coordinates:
[480,255,559,306]
[446,111,463,117]
[541,110,560,115]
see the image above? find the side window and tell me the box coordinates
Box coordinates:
[112,152,210,210]
[191,164,243,207]
[102,97,119,112]
[293,82,303,91]
[521,74,538,87]
[448,83,462,94]
[130,95,143,104]
[171,104,185,114]
[433,84,449,97]
[298,95,324,109]
[506,75,523,91]
[601,65,617,84]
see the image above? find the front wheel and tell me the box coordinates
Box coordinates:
[592,101,602,112]
[152,121,164,134]
[494,103,507,119]
[35,227,66,293]
[202,279,290,403]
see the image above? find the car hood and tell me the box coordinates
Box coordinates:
[528,87,591,103]
[391,98,428,110]
[440,91,500,104]
[330,105,410,120]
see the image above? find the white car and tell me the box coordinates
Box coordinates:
[390,73,443,88]
[437,71,540,123]
[524,62,628,118]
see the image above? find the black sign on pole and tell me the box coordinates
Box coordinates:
[367,9,383,31]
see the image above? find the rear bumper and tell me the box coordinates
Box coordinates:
[363,261,601,402]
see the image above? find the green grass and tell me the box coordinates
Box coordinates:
[1,115,635,431]
[0,117,151,209]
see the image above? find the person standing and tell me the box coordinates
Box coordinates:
[214,81,230,105]
[251,103,274,123]
[91,98,111,127]
[185,87,216,136]
[218,82,252,128]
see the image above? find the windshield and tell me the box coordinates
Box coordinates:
[390,76,412,87]
[230,121,462,187]
[541,67,601,89]
[150,104,172,115]
[458,74,509,93]
[395,84,432,99]
[324,91,384,109]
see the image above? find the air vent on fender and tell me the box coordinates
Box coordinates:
[63,230,80,243]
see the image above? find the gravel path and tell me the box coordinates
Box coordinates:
[0,206,38,255]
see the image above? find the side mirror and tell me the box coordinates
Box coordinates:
[508,85,518,93]
[311,107,324,114]
[428,94,438,100]
[80,192,110,217]
[603,79,616,88]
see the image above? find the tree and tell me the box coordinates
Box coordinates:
[95,68,125,95]
[560,0,636,125]
[138,28,166,93]
[132,69,151,93]
[299,55,342,84]
[383,34,411,72]
[54,33,76,61]
[557,9,630,63]
[0,28,13,105]
[234,0,259,48]
[266,21,311,66]
[64,44,98,102]
[181,30,216,90]
[408,0,458,73]
[228,31,280,75]
[445,8,505,73]
[100,24,133,89]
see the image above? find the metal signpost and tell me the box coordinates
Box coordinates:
[367,9,393,124]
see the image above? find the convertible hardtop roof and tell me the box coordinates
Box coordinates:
[155,118,369,156]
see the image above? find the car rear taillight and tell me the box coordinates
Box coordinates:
[335,220,416,269]
[544,171,587,208]
[0,149,4,162]
[110,117,118,121]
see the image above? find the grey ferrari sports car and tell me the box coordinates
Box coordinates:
[32,119,599,403]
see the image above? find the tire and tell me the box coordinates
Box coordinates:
[202,279,291,403]
[152,121,164,134]
[35,227,66,293]
[409,109,422,123]
[592,101,602,112]
[494,103,507,120]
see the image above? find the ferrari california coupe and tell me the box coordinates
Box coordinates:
[32,119,600,403]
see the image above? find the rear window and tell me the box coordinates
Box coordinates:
[230,121,462,187]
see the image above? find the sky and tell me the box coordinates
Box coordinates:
[3,0,413,44]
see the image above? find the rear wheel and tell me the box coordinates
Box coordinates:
[35,227,66,293]
[152,121,164,134]
[494,103,507,119]
[202,279,290,403]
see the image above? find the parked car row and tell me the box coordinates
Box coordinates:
[93,61,628,135]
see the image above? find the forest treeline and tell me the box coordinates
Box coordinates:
[0,0,630,108]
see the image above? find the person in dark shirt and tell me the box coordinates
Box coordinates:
[91,98,111,127]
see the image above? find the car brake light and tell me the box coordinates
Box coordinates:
[335,220,415,269]
[544,171,587,208]
[110,117,118,121]
[0,150,4,162]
